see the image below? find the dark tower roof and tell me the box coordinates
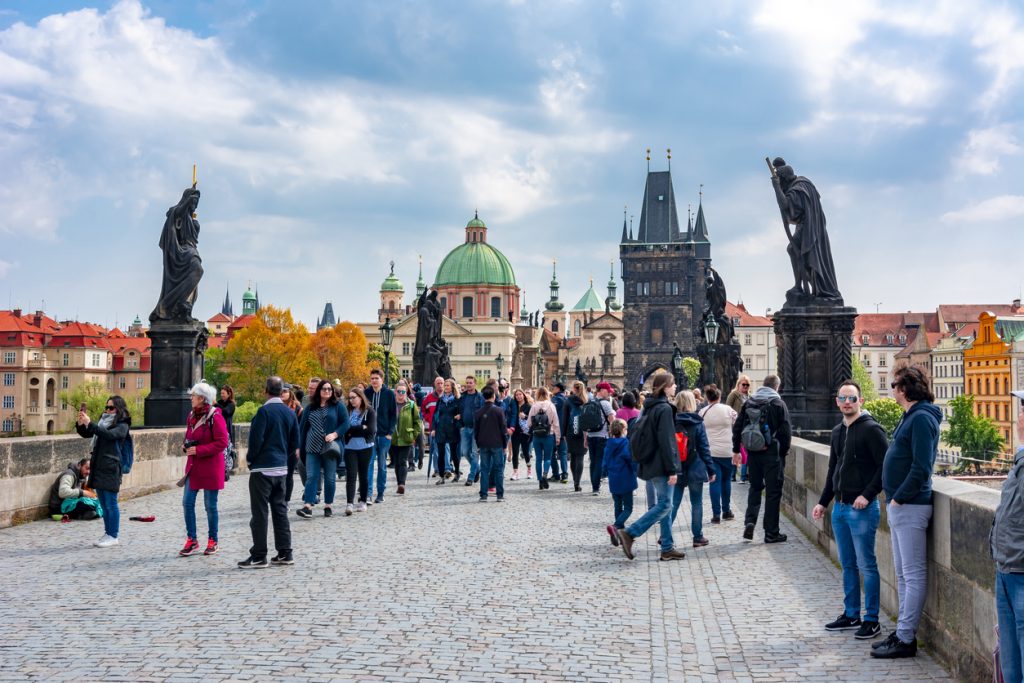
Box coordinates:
[637,171,681,244]
[221,285,233,317]
[692,200,710,243]
[319,302,336,330]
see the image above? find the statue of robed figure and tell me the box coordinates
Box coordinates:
[701,267,734,344]
[151,186,204,322]
[768,157,842,305]
[413,288,451,384]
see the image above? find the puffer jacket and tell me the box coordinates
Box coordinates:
[77,418,130,493]
[635,395,679,481]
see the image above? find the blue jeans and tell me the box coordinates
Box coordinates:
[556,437,568,477]
[997,570,1024,683]
[367,435,390,496]
[740,462,748,482]
[532,434,554,480]
[459,428,479,480]
[96,488,119,538]
[183,477,220,542]
[626,476,675,552]
[708,457,734,517]
[612,492,634,529]
[671,478,705,540]
[832,500,880,622]
[478,447,505,498]
[303,451,338,505]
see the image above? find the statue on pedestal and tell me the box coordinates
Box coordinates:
[414,288,451,384]
[151,186,204,323]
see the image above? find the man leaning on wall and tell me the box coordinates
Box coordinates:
[992,391,1024,682]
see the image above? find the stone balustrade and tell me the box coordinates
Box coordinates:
[784,437,999,683]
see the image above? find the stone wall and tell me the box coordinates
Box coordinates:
[784,438,999,683]
[0,425,249,528]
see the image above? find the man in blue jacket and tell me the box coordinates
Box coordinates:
[551,382,569,483]
[365,368,396,504]
[455,376,484,485]
[240,376,299,568]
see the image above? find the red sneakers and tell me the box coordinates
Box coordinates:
[179,538,199,557]
[204,539,218,555]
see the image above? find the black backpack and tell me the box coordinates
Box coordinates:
[530,410,551,438]
[629,403,667,464]
[579,400,606,432]
[740,402,773,451]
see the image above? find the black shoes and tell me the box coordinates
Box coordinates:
[855,621,881,640]
[870,633,917,658]
[237,556,269,569]
[323,507,333,517]
[722,511,735,520]
[765,533,788,544]
[711,516,721,524]
[825,614,861,631]
[465,480,473,487]
[271,553,294,566]
[296,507,313,519]
[742,523,755,540]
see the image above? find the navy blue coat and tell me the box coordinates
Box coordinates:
[297,401,350,458]
[247,399,300,472]
[603,436,638,494]
[365,386,396,437]
[675,412,715,486]
[433,395,461,442]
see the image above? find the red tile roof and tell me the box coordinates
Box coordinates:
[208,335,227,349]
[727,302,772,327]
[227,314,255,330]
[208,312,233,323]
[852,312,938,347]
[938,304,1023,330]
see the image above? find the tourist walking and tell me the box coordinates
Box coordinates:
[993,397,1024,681]
[76,395,131,548]
[583,382,616,495]
[508,389,533,480]
[527,386,561,490]
[699,385,737,523]
[240,377,298,568]
[455,376,484,486]
[812,379,888,640]
[872,366,940,659]
[392,385,422,495]
[343,387,376,513]
[616,373,684,561]
[726,374,753,482]
[670,390,716,548]
[433,379,461,483]
[422,377,444,477]
[732,375,791,544]
[282,384,305,502]
[217,385,237,477]
[562,382,589,492]
[296,380,349,519]
[365,368,396,504]
[603,418,636,546]
[615,391,641,426]
[551,381,570,483]
[475,385,508,501]
[179,381,230,557]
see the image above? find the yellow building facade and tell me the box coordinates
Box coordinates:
[963,313,1024,446]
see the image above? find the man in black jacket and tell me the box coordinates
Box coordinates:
[732,375,792,543]
[474,386,508,501]
[813,380,888,640]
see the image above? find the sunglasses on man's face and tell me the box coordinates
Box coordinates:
[836,395,859,403]
[740,383,750,387]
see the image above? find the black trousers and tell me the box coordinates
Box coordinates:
[744,448,782,535]
[392,445,412,486]
[510,432,532,469]
[588,436,607,493]
[249,472,291,560]
[345,447,373,503]
[568,438,586,488]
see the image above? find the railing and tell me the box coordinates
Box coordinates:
[26,359,56,369]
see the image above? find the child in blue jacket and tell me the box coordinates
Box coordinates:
[603,418,637,547]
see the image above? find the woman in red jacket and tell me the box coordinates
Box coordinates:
[179,381,230,557]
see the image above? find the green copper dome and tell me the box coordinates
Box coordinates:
[380,262,404,292]
[467,215,487,229]
[242,288,256,301]
[435,242,516,286]
[572,279,603,311]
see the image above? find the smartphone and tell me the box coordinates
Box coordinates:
[79,402,87,413]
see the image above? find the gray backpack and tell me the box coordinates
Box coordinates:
[740,402,772,452]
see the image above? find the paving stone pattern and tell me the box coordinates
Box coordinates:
[0,465,952,682]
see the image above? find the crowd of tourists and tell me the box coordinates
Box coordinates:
[60,362,1024,672]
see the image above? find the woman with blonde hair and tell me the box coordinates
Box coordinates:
[726,374,753,482]
[671,390,716,548]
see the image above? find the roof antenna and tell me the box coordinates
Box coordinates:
[646,147,650,173]
[667,148,671,172]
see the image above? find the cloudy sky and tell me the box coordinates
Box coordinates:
[2,0,1023,329]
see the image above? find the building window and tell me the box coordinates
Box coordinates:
[62,353,69,367]
[885,334,894,344]
[490,296,501,319]
[118,377,126,389]
[2,352,14,364]
[636,283,643,297]
[90,352,101,367]
[462,297,474,319]
[862,355,870,367]
[879,377,886,390]
[474,342,492,356]
[137,377,144,389]
[480,369,491,378]
[744,334,752,346]
[439,296,447,313]
[2,373,12,386]
[552,320,559,333]
[402,342,411,355]
[1,419,12,432]
[2,396,13,409]
[401,369,410,379]
[643,282,650,296]
[878,356,886,368]
[650,312,665,346]
[61,376,68,389]
[574,320,582,337]
[671,282,679,296]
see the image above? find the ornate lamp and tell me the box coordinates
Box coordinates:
[379,317,395,387]
[704,317,720,345]
[495,352,504,381]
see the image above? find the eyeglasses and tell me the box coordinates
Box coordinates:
[104,405,116,411]
[320,387,334,393]
[348,395,357,400]
[836,395,859,403]
[396,389,407,394]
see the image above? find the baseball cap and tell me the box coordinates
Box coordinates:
[596,381,613,393]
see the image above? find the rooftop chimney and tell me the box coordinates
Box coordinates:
[12,308,21,318]
[1013,298,1021,311]
[33,312,42,328]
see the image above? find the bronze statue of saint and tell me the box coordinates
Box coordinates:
[151,187,204,323]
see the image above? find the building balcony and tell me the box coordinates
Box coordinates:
[27,359,57,370]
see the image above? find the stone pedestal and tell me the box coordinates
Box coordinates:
[697,340,743,395]
[144,320,208,427]
[774,305,857,433]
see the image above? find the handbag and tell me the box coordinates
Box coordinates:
[323,440,342,458]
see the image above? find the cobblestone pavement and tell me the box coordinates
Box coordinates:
[0,465,952,682]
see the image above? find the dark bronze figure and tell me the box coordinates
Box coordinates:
[151,187,204,322]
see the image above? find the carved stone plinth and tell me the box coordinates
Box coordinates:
[697,340,743,395]
[774,305,857,433]
[144,320,208,427]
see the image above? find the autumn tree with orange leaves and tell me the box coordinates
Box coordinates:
[224,305,321,401]
[311,322,370,392]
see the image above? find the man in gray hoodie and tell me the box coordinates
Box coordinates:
[732,375,792,543]
[992,392,1024,680]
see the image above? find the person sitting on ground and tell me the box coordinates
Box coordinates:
[48,458,99,520]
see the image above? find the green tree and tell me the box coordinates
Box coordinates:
[682,357,701,389]
[850,354,879,401]
[367,343,400,386]
[203,347,230,390]
[59,380,110,432]
[863,398,903,437]
[944,394,1006,473]
[234,401,261,423]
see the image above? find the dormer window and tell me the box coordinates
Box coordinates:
[899,334,907,344]
[861,334,869,344]
[885,334,894,344]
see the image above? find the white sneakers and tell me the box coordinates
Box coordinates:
[345,504,354,516]
[356,502,367,512]
[94,535,119,548]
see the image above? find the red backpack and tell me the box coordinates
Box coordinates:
[674,430,689,463]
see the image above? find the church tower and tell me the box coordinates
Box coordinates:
[543,260,565,337]
[619,149,711,388]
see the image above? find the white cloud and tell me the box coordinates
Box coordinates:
[941,194,1024,223]
[956,124,1021,176]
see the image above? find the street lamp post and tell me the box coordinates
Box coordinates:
[495,352,504,383]
[379,317,395,389]
[670,344,684,390]
[701,317,721,388]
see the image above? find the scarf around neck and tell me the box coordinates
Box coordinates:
[91,412,116,451]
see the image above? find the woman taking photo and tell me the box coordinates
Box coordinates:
[76,395,131,548]
[217,385,237,478]
[392,385,422,495]
[509,389,533,480]
[179,381,230,556]
[432,379,461,484]
[343,387,376,513]
[562,381,589,492]
[670,390,716,548]
[296,380,350,519]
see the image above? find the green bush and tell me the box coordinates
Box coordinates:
[863,398,903,437]
[234,401,260,423]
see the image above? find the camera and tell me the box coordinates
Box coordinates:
[182,439,199,453]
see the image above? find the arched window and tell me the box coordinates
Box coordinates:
[650,312,664,345]
[462,296,474,319]
[439,296,447,312]
[552,320,559,333]
[574,320,582,337]
[490,296,501,318]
